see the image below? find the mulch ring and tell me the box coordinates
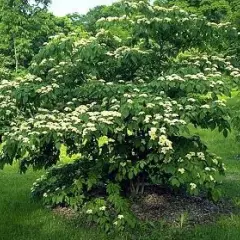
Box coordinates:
[52,188,238,226]
[132,192,237,225]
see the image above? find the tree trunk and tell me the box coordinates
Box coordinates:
[13,37,18,72]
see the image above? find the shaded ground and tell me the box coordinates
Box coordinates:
[53,191,237,228]
[132,192,236,225]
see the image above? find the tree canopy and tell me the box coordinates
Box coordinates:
[155,0,240,26]
[0,0,72,71]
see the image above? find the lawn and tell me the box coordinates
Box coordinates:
[1,100,240,239]
[0,165,111,240]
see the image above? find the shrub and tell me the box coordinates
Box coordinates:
[0,0,240,232]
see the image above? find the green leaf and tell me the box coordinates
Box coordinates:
[55,142,61,150]
[211,189,221,202]
[128,171,133,179]
[127,129,133,136]
[171,178,180,187]
[98,136,109,148]
[223,129,228,138]
[120,162,126,167]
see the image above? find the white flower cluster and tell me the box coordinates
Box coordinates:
[190,183,197,190]
[184,73,207,81]
[165,74,185,82]
[185,152,206,161]
[158,135,173,154]
[0,93,18,122]
[36,83,59,94]
[0,79,21,90]
[99,15,129,23]
[178,168,185,174]
[179,54,240,79]
[200,104,210,109]
[113,46,148,59]
[153,5,186,14]
[214,100,226,107]
[86,209,93,214]
[4,98,125,144]
[148,127,157,140]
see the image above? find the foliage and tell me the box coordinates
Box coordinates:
[67,3,125,34]
[0,0,240,232]
[0,0,73,71]
[156,0,240,26]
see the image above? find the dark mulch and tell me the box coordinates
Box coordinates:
[131,190,237,225]
[52,186,238,226]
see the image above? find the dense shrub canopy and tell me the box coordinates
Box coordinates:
[0,0,240,232]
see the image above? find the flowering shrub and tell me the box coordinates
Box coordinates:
[0,0,240,232]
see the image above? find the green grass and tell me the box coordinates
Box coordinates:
[1,96,240,239]
[177,128,240,240]
[0,165,110,240]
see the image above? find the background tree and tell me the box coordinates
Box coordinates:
[67,3,125,34]
[0,0,72,71]
[154,0,240,26]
